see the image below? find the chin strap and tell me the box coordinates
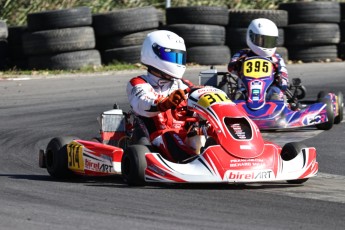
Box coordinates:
[147,65,174,80]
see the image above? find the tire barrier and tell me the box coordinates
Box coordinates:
[166,6,228,26]
[164,6,230,65]
[338,3,345,59]
[23,7,101,70]
[93,6,159,64]
[3,4,345,71]
[187,45,230,65]
[279,1,340,62]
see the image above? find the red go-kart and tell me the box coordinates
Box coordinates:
[39,87,318,186]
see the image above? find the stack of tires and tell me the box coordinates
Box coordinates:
[22,7,101,70]
[338,3,345,59]
[226,9,288,61]
[164,6,230,65]
[7,26,28,70]
[93,6,159,65]
[279,1,340,62]
[0,20,8,70]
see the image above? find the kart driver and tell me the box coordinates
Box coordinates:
[228,18,288,101]
[126,30,204,163]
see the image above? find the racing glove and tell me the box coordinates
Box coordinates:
[228,58,244,73]
[157,89,186,112]
[275,73,288,91]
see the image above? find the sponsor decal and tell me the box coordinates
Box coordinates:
[148,164,166,176]
[173,133,186,146]
[303,114,325,125]
[101,154,112,162]
[240,145,252,150]
[197,92,231,108]
[67,142,84,171]
[85,159,113,173]
[99,164,113,173]
[251,88,261,101]
[230,123,246,139]
[230,158,265,168]
[228,170,273,180]
[243,58,272,78]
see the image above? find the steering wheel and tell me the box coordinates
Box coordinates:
[171,100,198,123]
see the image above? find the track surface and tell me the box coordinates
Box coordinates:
[1,63,344,230]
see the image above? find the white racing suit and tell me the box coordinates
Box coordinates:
[126,72,197,162]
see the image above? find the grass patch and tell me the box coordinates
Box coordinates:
[0,61,145,78]
[0,61,207,78]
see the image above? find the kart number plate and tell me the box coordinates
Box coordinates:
[243,59,273,78]
[67,142,84,171]
[198,92,231,108]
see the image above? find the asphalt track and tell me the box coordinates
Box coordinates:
[0,62,344,230]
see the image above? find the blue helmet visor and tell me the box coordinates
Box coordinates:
[152,43,186,65]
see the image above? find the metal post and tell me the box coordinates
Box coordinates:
[166,0,171,8]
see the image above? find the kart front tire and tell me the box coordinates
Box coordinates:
[45,136,78,179]
[316,98,334,130]
[281,142,309,184]
[334,91,344,124]
[281,142,307,161]
[121,145,148,186]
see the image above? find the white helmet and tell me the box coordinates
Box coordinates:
[246,18,278,57]
[141,30,186,79]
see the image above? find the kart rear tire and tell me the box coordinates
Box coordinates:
[121,145,148,186]
[295,85,307,100]
[281,142,309,184]
[317,91,326,101]
[45,136,79,179]
[316,98,334,130]
[334,91,344,124]
[130,127,151,146]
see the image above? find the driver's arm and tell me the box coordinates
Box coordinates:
[127,78,162,117]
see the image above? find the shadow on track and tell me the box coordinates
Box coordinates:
[0,174,305,190]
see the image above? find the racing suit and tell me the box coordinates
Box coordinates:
[228,49,288,100]
[127,72,197,162]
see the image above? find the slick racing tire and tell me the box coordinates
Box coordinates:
[121,145,148,186]
[334,91,344,124]
[316,97,334,130]
[45,136,79,179]
[281,142,309,184]
[295,85,307,100]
